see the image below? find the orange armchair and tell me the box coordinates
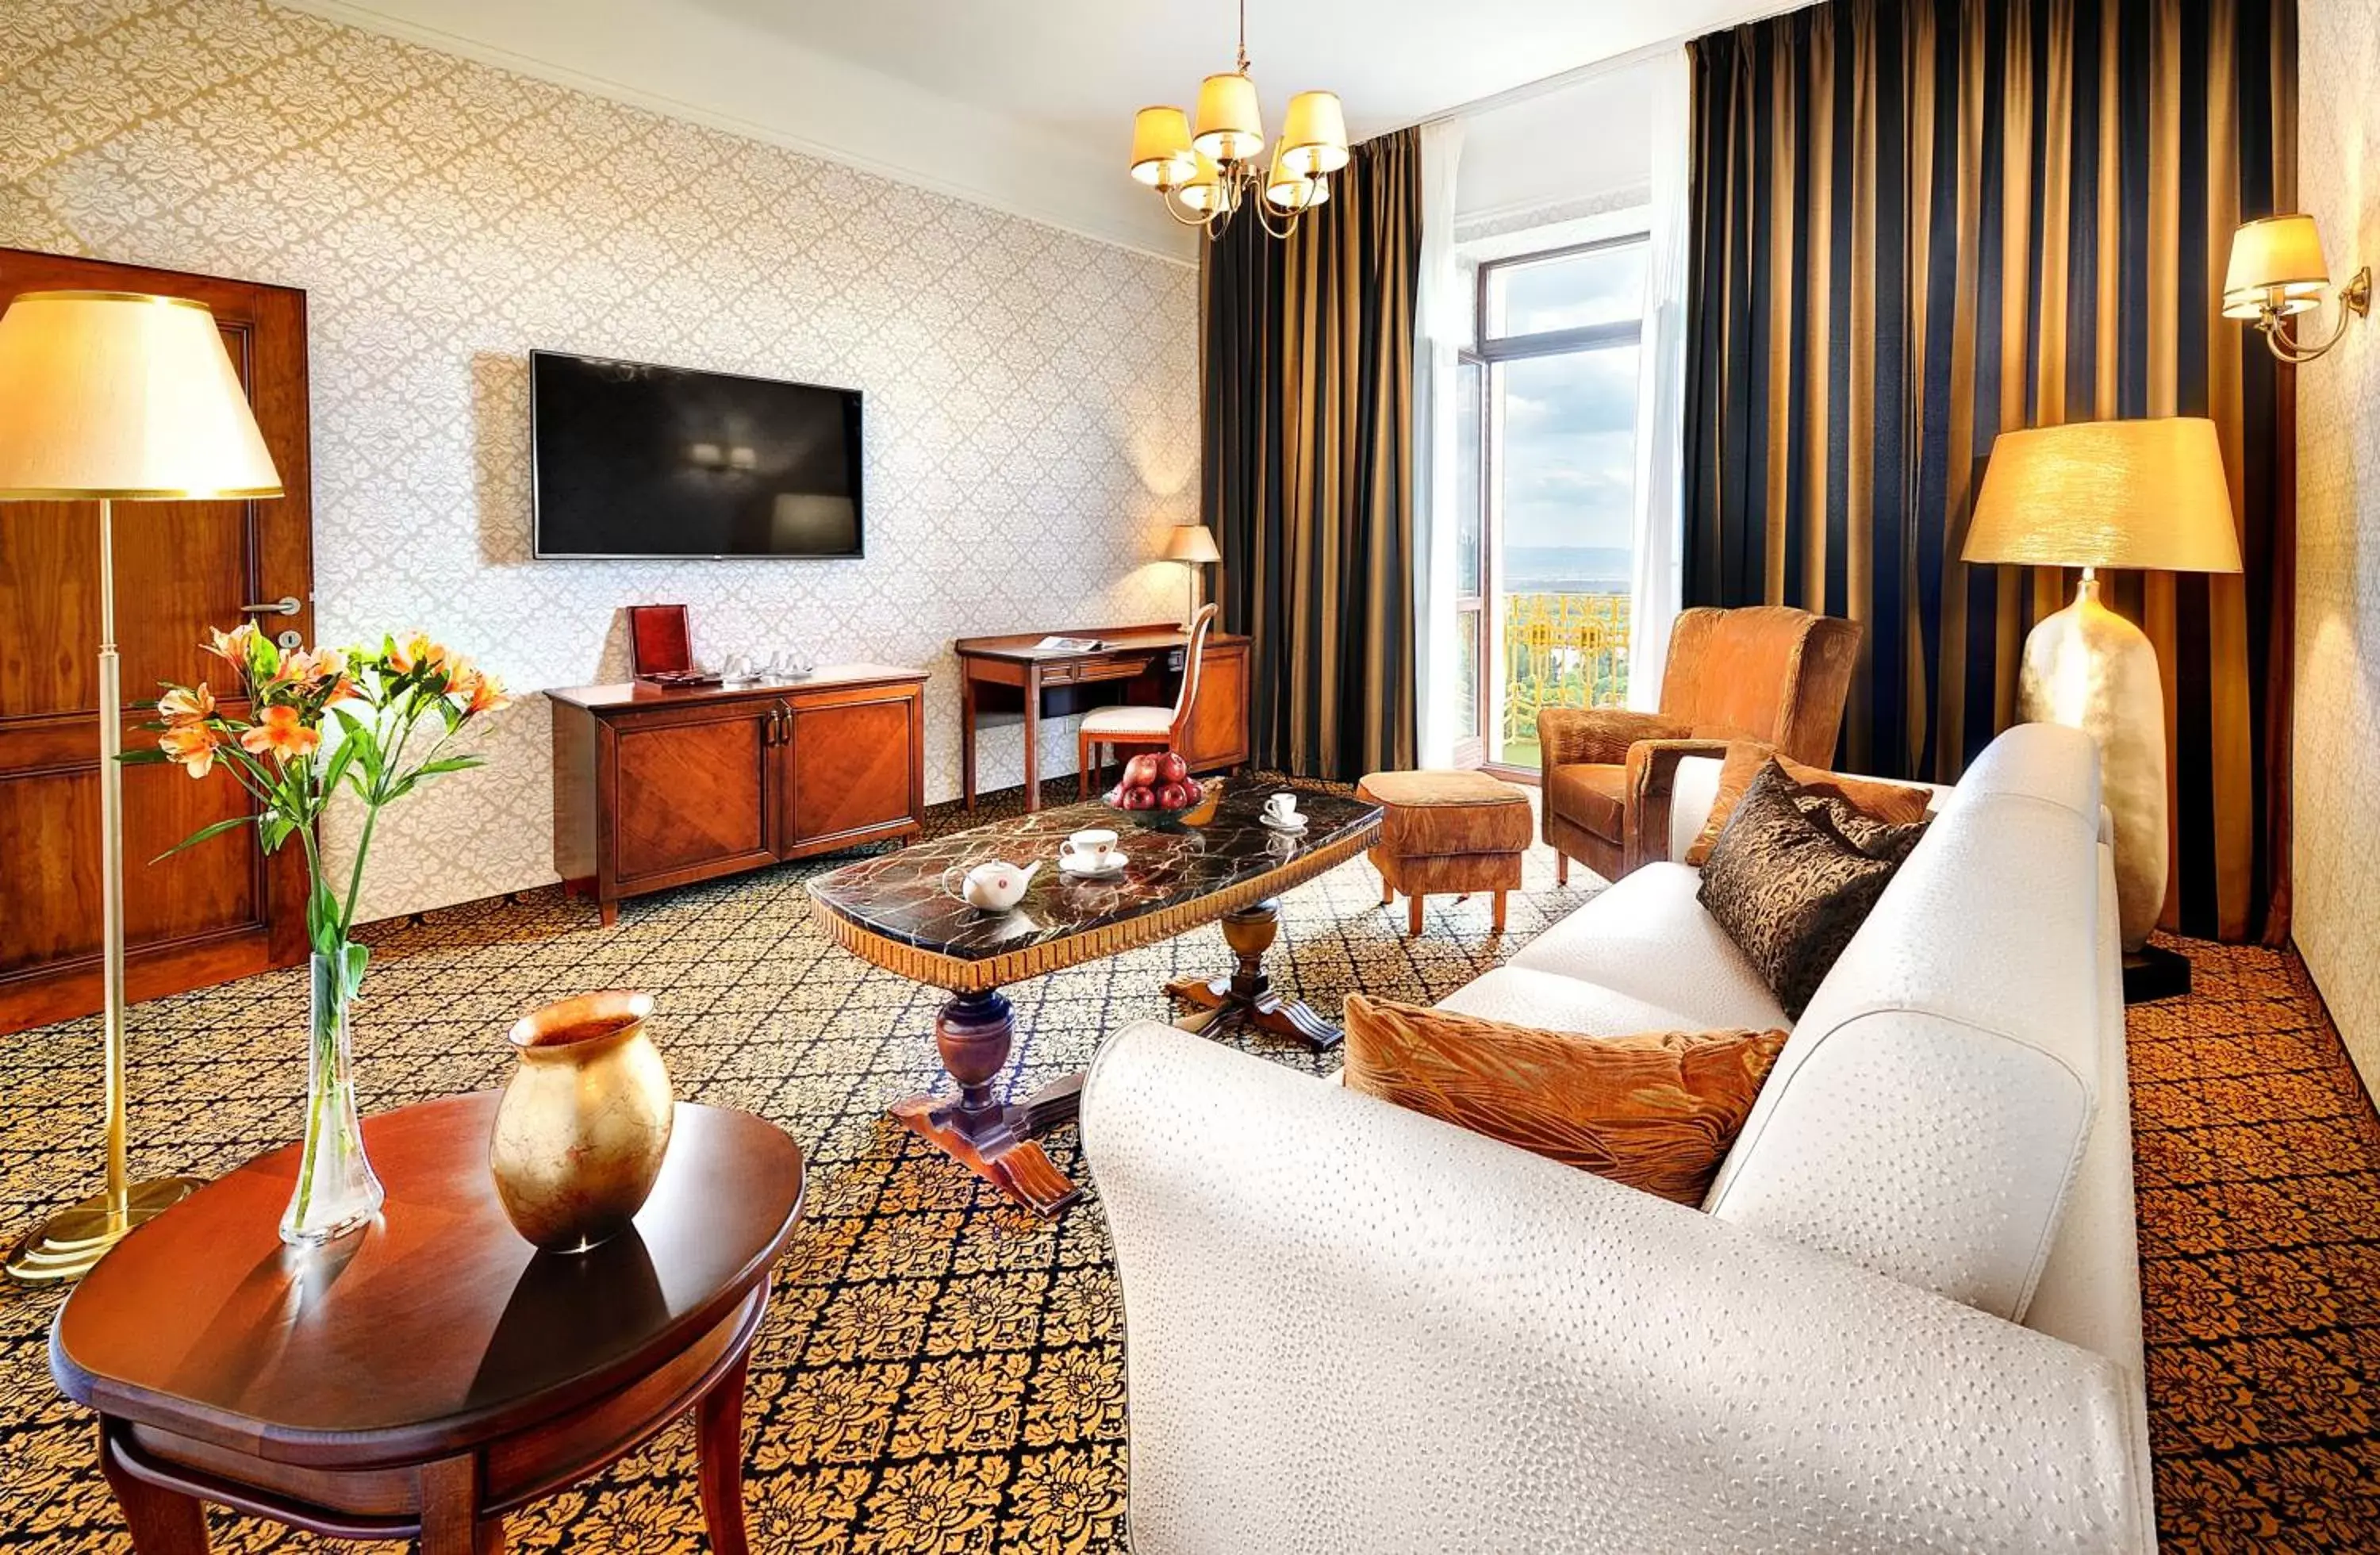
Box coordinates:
[1538,605,1862,883]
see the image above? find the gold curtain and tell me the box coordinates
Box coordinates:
[1683,0,2297,943]
[1203,128,1421,780]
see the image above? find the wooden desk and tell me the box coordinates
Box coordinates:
[954,623,1250,811]
[49,1092,805,1554]
[550,666,928,924]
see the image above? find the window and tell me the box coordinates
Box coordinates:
[1453,234,1646,771]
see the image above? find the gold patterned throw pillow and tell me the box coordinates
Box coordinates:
[1683,741,1934,866]
[1340,995,1790,1206]
[1697,760,1922,1018]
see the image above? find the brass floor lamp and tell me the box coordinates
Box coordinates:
[0,290,284,1284]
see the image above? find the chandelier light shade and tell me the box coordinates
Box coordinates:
[1280,91,1350,176]
[1128,1,1349,242]
[1130,107,1198,188]
[1193,72,1265,162]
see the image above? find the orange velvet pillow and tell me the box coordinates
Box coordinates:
[1683,741,1933,866]
[1340,995,1790,1205]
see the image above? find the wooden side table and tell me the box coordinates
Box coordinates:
[48,1092,804,1553]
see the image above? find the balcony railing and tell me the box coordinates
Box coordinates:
[1500,591,1630,766]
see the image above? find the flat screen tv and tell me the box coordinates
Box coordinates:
[531,350,863,559]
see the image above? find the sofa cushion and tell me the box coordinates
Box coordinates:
[1685,742,1934,866]
[1697,762,1913,1019]
[1704,723,2107,1323]
[1544,762,1626,841]
[1342,995,1787,1204]
[1511,862,1789,1032]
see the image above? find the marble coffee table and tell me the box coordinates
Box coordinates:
[806,781,1380,1215]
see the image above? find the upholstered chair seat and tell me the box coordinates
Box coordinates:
[1080,703,1176,738]
[1538,605,1860,884]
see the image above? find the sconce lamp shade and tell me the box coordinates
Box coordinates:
[2222,213,2332,320]
[1964,417,2241,574]
[1130,106,1198,188]
[1163,524,1222,565]
[1192,71,1265,162]
[1279,90,1350,176]
[0,290,282,500]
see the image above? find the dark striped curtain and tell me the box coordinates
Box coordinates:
[1683,0,2296,943]
[1203,127,1421,779]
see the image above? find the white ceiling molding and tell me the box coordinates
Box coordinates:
[276,0,1203,263]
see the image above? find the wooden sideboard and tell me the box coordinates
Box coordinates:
[550,667,927,924]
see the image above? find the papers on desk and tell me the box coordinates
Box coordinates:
[1032,635,1109,653]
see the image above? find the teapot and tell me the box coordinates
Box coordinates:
[961,860,1039,912]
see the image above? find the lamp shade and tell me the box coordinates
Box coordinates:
[1163,523,1222,564]
[1278,90,1349,177]
[1263,165,1329,213]
[1964,417,2241,574]
[1192,71,1264,162]
[0,290,281,499]
[1129,106,1197,188]
[1177,153,1230,213]
[2222,213,2330,320]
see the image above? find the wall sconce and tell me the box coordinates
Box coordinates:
[2223,213,2370,363]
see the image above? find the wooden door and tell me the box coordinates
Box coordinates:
[0,250,312,1035]
[1179,643,1250,773]
[608,705,777,890]
[781,685,922,854]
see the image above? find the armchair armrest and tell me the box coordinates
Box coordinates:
[1534,705,1693,770]
[1622,737,1737,872]
[1083,1022,2151,1555]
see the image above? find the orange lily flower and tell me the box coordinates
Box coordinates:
[465,671,511,716]
[159,722,222,778]
[159,683,216,726]
[203,623,259,668]
[390,632,447,675]
[239,705,321,764]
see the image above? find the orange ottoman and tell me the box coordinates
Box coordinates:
[1354,770,1534,936]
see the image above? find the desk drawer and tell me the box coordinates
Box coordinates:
[1040,656,1152,686]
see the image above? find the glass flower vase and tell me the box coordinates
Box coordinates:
[279,941,385,1246]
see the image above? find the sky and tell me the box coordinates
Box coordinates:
[1485,243,1645,570]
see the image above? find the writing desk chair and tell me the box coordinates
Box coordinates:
[1079,603,1217,796]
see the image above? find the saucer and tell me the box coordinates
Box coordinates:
[1260,812,1308,833]
[1060,854,1129,878]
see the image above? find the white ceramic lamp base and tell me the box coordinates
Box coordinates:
[2014,571,2167,954]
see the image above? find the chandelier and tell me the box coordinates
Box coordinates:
[1127,0,1349,240]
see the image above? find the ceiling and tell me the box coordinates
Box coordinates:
[295,0,1795,257]
[681,0,1760,145]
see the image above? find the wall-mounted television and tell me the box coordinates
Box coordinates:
[530,350,864,559]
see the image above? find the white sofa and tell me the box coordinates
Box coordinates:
[1080,723,2152,1553]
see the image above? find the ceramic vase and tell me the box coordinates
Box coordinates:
[490,991,674,1253]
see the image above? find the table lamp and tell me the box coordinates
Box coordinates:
[0,290,283,1284]
[1164,523,1222,632]
[1963,417,2240,1000]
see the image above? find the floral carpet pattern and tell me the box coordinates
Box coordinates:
[1,781,2374,1551]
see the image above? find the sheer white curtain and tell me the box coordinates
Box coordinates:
[1413,117,1468,766]
[1626,49,1691,712]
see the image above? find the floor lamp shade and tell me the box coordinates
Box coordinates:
[0,290,282,498]
[1965,417,2240,960]
[0,289,281,1284]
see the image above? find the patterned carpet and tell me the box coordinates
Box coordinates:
[1,779,2376,1552]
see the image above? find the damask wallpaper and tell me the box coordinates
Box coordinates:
[0,0,1200,921]
[2294,0,2380,1097]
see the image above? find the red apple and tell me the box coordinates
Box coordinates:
[1122,786,1157,811]
[1157,781,1190,810]
[1122,753,1162,788]
[1157,751,1188,785]
[1183,778,1203,804]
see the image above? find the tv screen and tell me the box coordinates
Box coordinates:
[531,351,863,559]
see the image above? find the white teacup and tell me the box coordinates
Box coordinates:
[1263,792,1303,825]
[1060,828,1123,873]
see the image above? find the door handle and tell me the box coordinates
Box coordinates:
[239,596,302,616]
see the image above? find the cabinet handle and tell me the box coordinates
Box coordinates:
[772,705,789,744]
[761,708,777,747]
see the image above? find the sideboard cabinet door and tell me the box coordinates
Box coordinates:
[611,708,778,887]
[1179,641,1250,773]
[780,685,924,856]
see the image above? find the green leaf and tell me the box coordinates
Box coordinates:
[260,812,296,852]
[409,755,482,779]
[149,814,255,864]
[118,748,172,765]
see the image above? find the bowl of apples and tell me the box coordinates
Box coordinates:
[1104,751,1215,830]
